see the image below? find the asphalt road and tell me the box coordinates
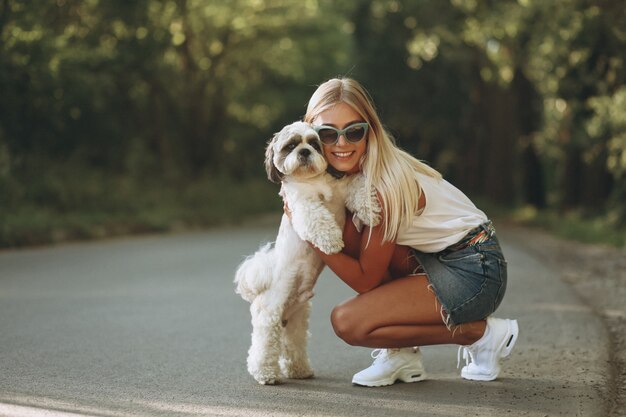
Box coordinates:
[0,224,611,417]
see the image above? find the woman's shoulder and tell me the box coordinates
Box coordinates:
[415,170,444,189]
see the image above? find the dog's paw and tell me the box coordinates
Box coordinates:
[256,376,282,385]
[280,357,314,380]
[314,236,344,255]
[249,368,282,385]
[309,224,344,254]
[351,192,381,227]
[346,176,381,227]
[354,206,381,227]
[285,366,314,380]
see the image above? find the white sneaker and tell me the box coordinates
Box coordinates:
[352,347,427,387]
[458,317,519,381]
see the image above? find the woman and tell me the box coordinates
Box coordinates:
[291,77,518,387]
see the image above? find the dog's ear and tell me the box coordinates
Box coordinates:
[264,135,284,183]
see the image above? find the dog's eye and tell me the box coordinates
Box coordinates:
[285,143,297,152]
[309,141,321,152]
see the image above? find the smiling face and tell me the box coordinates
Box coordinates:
[313,102,368,174]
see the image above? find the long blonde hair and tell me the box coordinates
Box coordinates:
[304,78,442,242]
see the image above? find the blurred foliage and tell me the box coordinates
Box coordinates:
[0,0,624,247]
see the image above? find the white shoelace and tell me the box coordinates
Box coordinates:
[459,340,501,369]
[371,348,385,359]
[370,348,402,364]
[371,348,389,361]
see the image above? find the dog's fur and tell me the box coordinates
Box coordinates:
[234,121,380,384]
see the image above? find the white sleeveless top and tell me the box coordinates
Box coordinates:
[395,172,488,253]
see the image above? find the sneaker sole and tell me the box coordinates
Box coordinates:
[461,366,499,381]
[352,367,427,387]
[462,319,519,382]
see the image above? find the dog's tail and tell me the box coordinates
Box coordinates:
[234,242,275,303]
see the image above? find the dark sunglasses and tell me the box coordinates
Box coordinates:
[313,122,369,145]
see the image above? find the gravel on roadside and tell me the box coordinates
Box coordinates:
[501,224,626,417]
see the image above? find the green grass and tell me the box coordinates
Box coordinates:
[0,176,282,248]
[2,176,624,250]
[480,200,626,249]
[508,206,626,248]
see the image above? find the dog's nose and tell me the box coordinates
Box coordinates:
[298,148,311,158]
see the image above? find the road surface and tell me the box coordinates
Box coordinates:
[0,224,610,416]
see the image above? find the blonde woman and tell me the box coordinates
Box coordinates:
[291,78,519,387]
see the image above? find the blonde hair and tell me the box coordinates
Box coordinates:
[304,78,442,242]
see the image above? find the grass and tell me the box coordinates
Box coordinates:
[508,206,626,248]
[0,175,282,248]
[481,201,626,249]
[2,175,624,250]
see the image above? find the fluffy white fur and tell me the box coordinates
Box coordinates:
[234,121,380,385]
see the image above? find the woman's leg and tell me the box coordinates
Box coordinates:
[338,225,487,348]
[331,274,486,348]
[335,240,517,385]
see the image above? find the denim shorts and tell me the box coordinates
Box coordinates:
[410,222,508,327]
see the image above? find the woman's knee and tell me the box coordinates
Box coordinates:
[330,303,364,346]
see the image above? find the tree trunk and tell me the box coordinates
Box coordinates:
[562,147,583,209]
[474,75,518,205]
[514,70,546,208]
[520,138,546,208]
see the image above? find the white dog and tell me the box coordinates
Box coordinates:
[234,121,380,385]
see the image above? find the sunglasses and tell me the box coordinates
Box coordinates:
[313,122,369,145]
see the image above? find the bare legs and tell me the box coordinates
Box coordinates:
[331,243,487,349]
[331,274,486,348]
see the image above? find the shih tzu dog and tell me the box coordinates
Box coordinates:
[234,121,380,385]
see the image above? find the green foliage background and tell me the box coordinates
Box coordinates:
[0,0,624,247]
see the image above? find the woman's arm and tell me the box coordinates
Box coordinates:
[284,202,397,294]
[313,217,396,294]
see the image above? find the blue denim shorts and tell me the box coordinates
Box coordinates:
[410,221,507,327]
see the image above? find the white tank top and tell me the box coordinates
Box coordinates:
[395,172,488,253]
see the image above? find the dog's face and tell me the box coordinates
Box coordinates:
[265,122,327,183]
